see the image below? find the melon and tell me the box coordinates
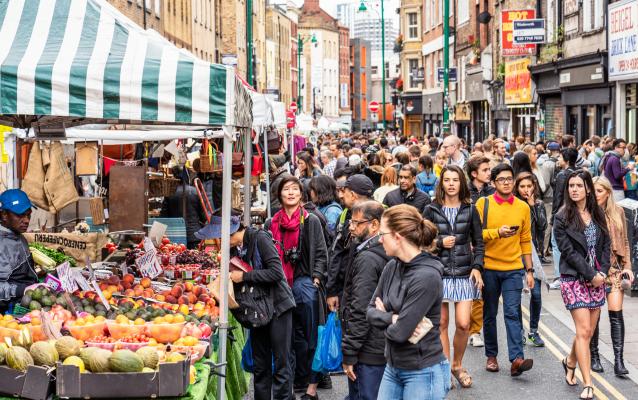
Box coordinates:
[6,346,34,371]
[136,347,159,369]
[84,348,112,373]
[55,336,81,360]
[165,352,185,363]
[108,350,144,373]
[29,341,59,367]
[142,367,155,373]
[63,356,85,373]
[0,343,7,364]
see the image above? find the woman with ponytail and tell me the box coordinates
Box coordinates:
[367,204,449,399]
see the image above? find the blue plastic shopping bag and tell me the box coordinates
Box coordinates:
[318,312,343,372]
[241,331,255,373]
[311,325,326,373]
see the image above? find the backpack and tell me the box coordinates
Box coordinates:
[416,171,438,194]
[231,231,275,329]
[304,203,335,251]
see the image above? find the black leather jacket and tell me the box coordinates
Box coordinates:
[554,211,610,281]
[383,187,431,213]
[423,202,485,277]
[529,200,548,253]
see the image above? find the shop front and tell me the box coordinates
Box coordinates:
[422,92,443,137]
[505,58,536,137]
[530,68,562,141]
[454,103,471,142]
[465,68,489,144]
[609,0,638,142]
[402,93,423,137]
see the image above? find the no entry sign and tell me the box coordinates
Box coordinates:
[289,102,298,112]
[369,101,380,113]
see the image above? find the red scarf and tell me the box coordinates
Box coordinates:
[271,206,307,287]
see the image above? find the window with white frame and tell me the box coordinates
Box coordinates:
[409,59,420,88]
[425,0,431,31]
[583,0,604,32]
[438,0,443,25]
[407,13,419,39]
[457,0,469,25]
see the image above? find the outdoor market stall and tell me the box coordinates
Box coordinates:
[0,0,252,399]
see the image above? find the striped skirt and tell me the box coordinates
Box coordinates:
[442,276,481,302]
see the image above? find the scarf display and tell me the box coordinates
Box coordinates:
[271,206,307,287]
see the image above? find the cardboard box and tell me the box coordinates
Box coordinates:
[0,365,54,400]
[56,359,189,399]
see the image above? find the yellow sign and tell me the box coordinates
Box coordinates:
[504,58,533,104]
[455,104,471,121]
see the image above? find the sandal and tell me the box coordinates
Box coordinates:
[579,386,594,399]
[452,368,473,388]
[562,358,578,386]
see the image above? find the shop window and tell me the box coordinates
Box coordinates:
[408,59,419,88]
[628,84,637,144]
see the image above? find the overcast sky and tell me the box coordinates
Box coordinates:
[291,0,399,23]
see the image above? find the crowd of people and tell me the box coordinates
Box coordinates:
[211,131,637,400]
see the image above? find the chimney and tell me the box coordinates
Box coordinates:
[304,0,320,10]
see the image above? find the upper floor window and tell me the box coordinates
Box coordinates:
[407,13,419,39]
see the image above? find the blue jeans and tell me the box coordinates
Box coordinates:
[483,269,525,362]
[551,230,561,279]
[377,361,451,400]
[347,363,386,400]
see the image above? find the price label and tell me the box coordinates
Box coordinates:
[120,262,129,276]
[44,274,63,292]
[136,238,162,278]
[73,270,92,292]
[56,262,78,293]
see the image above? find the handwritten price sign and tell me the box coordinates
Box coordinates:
[136,238,162,278]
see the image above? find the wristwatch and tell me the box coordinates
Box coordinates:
[525,269,534,274]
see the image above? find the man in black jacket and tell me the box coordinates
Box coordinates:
[341,201,389,400]
[161,166,206,249]
[467,155,495,204]
[383,165,431,213]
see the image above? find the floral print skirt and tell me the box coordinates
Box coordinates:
[560,276,606,310]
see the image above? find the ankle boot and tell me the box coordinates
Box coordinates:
[609,310,629,376]
[590,318,604,373]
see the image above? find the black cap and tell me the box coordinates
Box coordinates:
[345,174,374,197]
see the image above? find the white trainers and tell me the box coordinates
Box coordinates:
[469,333,485,347]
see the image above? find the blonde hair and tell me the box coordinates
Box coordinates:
[522,144,538,169]
[382,204,438,249]
[381,166,398,186]
[592,176,624,232]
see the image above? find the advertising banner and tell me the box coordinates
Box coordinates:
[505,58,533,104]
[501,10,536,56]
[608,0,638,80]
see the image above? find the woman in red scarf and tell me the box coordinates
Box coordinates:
[269,175,328,400]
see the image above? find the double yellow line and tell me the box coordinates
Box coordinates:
[521,305,627,400]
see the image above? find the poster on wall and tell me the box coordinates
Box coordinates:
[608,0,638,80]
[504,58,533,104]
[501,10,536,56]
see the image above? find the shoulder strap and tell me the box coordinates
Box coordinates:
[481,196,490,230]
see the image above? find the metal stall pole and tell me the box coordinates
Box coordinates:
[263,128,271,218]
[243,129,252,227]
[216,129,234,400]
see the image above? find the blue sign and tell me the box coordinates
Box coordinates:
[437,67,457,82]
[513,19,546,44]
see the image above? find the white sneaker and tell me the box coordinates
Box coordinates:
[469,333,484,347]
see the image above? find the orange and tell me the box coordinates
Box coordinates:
[134,318,146,326]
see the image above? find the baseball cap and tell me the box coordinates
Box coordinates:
[547,142,561,151]
[345,175,374,197]
[0,189,32,215]
[195,215,241,240]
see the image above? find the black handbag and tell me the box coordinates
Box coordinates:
[266,128,282,154]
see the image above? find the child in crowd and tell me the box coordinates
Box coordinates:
[435,150,448,178]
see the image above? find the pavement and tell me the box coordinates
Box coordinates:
[244,262,638,399]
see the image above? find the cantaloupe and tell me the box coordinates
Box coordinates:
[108,350,144,372]
[29,341,59,367]
[6,346,34,371]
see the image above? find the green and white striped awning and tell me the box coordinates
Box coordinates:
[0,0,252,127]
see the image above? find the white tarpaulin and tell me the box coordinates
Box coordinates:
[272,102,287,129]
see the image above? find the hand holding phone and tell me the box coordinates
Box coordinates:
[510,225,520,232]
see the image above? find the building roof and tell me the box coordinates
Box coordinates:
[299,0,339,31]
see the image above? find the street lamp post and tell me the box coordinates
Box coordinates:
[297,33,317,115]
[442,0,450,134]
[358,1,386,131]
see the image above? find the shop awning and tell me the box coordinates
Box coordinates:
[0,0,252,128]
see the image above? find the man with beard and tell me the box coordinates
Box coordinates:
[0,190,37,313]
[341,201,389,400]
[382,164,431,213]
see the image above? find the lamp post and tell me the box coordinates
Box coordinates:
[358,0,386,130]
[297,33,317,115]
[442,0,450,134]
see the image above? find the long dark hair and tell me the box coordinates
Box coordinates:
[511,151,533,177]
[514,172,540,200]
[297,151,318,178]
[561,170,607,232]
[308,175,338,206]
[434,165,471,205]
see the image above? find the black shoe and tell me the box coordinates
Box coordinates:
[610,310,629,377]
[299,394,319,400]
[317,374,332,390]
[590,319,604,373]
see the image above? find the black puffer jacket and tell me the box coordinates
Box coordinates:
[383,188,431,213]
[240,227,296,317]
[469,181,495,204]
[341,236,390,366]
[423,202,484,277]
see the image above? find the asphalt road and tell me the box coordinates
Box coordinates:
[244,290,638,399]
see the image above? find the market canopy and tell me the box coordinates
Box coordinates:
[0,0,252,128]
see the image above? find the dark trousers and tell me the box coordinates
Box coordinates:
[347,363,386,400]
[528,278,542,332]
[291,278,320,387]
[252,309,294,400]
[483,269,525,362]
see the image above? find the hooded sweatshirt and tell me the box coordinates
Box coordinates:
[366,252,445,370]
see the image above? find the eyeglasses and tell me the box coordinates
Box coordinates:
[350,219,372,228]
[378,231,392,237]
[495,177,514,184]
